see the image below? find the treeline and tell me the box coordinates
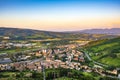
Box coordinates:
[45,68,95,80]
[0,68,119,80]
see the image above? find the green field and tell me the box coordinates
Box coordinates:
[84,37,120,67]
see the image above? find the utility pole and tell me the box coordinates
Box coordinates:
[41,63,46,80]
[54,67,55,79]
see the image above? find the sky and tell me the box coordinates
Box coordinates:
[0,0,120,31]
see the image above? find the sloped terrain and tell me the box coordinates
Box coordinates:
[84,37,120,67]
[0,27,117,40]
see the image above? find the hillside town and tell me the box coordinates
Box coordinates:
[0,37,120,79]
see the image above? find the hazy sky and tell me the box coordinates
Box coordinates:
[0,0,120,31]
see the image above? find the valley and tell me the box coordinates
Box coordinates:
[0,28,120,80]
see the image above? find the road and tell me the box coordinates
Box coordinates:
[83,51,120,79]
[83,51,92,61]
[83,51,108,67]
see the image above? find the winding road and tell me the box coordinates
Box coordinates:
[83,51,108,67]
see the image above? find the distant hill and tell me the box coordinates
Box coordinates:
[0,27,66,40]
[79,28,120,35]
[84,37,120,67]
[0,27,118,40]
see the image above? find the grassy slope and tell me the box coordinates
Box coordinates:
[84,37,120,67]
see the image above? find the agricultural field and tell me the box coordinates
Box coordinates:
[84,37,120,67]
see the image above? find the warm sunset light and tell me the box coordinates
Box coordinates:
[0,1,120,80]
[0,0,120,31]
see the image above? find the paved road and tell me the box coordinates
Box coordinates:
[83,51,92,61]
[107,75,120,79]
[83,51,120,79]
[83,51,108,67]
[93,61,108,67]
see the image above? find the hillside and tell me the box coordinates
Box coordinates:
[79,28,120,35]
[84,37,120,67]
[0,27,117,40]
[0,27,67,40]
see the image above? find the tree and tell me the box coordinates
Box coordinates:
[32,71,43,79]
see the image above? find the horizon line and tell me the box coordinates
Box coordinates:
[0,26,120,32]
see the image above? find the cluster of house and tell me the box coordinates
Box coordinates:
[0,58,119,78]
[0,41,36,49]
[0,47,66,64]
[93,66,120,78]
[0,57,90,72]
[0,59,78,71]
[0,53,12,64]
[0,36,10,40]
[0,42,120,78]
[0,45,86,71]
[70,50,85,62]
[57,44,79,49]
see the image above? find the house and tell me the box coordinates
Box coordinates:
[3,36,10,40]
[0,64,8,70]
[73,57,78,61]
[13,62,20,70]
[118,74,120,78]
[81,65,88,69]
[111,69,118,75]
[79,56,85,62]
[85,69,92,72]
[14,44,23,47]
[0,43,4,49]
[5,64,11,70]
[0,58,12,64]
[27,63,36,71]
[74,54,79,57]
[35,52,42,57]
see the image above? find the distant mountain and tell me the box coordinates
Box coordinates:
[0,27,118,40]
[79,28,120,35]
